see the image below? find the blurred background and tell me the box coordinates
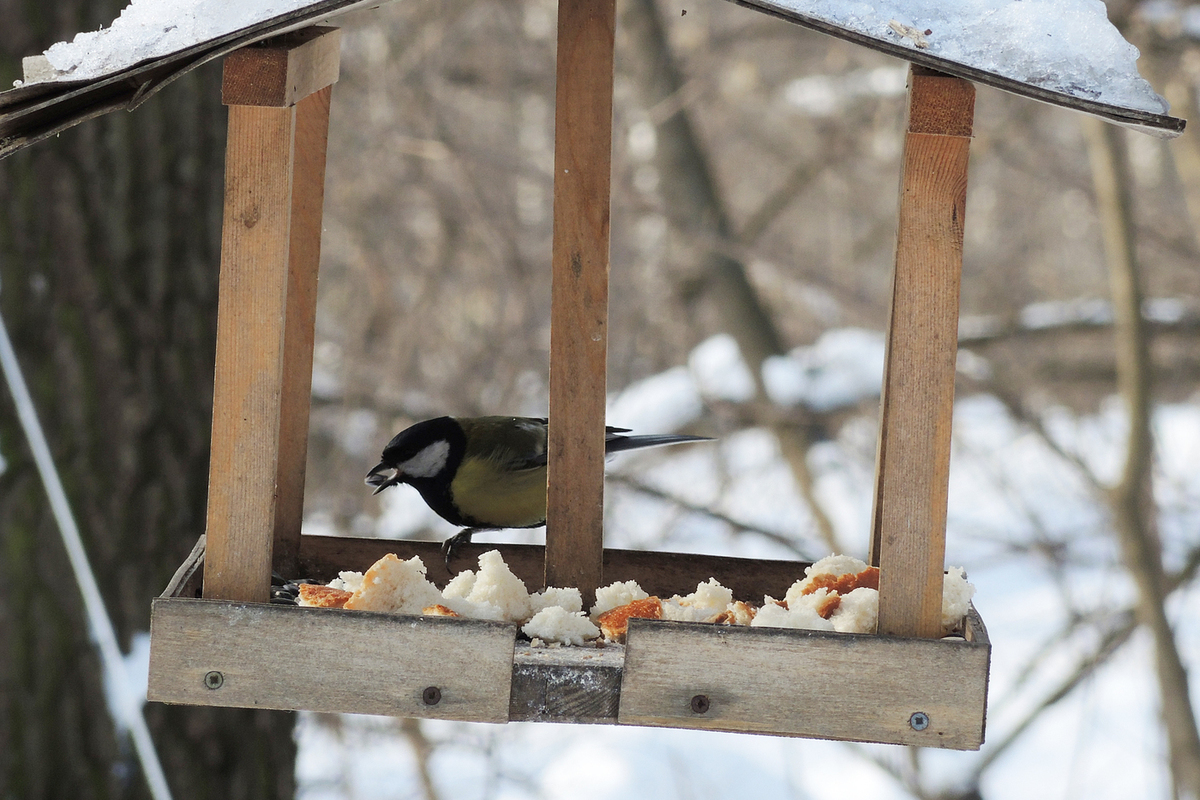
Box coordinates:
[2,0,1200,798]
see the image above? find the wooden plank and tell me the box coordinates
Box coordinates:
[202,101,297,603]
[870,68,973,639]
[619,616,989,749]
[296,534,811,601]
[221,27,342,108]
[147,597,516,722]
[272,84,333,575]
[509,643,624,723]
[545,0,617,603]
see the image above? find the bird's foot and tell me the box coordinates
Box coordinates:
[441,528,479,571]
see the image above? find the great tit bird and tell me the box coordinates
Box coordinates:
[365,415,710,561]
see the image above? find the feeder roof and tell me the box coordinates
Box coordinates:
[0,0,1183,159]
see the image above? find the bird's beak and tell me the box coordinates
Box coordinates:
[366,462,400,494]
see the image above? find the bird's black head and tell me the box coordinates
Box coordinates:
[365,416,466,494]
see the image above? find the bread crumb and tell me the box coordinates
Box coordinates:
[344,554,443,614]
[942,566,975,632]
[590,580,649,618]
[662,578,733,622]
[750,600,834,631]
[597,596,663,641]
[814,589,842,618]
[421,604,460,617]
[298,584,351,608]
[327,571,364,593]
[830,587,878,633]
[531,586,583,615]
[442,569,476,599]
[711,600,756,626]
[440,550,532,622]
[785,554,871,606]
[522,606,600,646]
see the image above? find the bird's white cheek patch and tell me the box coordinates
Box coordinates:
[400,440,450,478]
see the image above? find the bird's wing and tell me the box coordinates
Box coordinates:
[463,417,550,472]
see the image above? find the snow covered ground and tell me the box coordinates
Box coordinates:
[294,330,1200,800]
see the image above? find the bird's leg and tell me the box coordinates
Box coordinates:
[441,527,489,570]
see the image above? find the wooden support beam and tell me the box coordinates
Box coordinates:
[203,28,340,602]
[545,0,617,602]
[221,27,341,108]
[273,85,332,576]
[871,67,974,638]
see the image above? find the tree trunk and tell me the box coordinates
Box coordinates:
[1085,116,1200,800]
[0,3,297,798]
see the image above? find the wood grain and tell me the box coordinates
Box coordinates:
[221,27,342,109]
[204,35,339,599]
[510,643,624,723]
[203,101,297,603]
[272,85,332,575]
[619,617,989,749]
[296,534,811,600]
[545,0,618,602]
[156,542,988,743]
[148,598,516,721]
[870,69,973,638]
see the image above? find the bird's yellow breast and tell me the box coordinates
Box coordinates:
[449,457,548,528]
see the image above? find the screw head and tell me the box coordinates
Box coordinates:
[909,711,930,731]
[690,694,710,714]
[203,671,224,690]
[422,686,442,706]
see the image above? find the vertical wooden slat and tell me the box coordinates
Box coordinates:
[871,67,974,638]
[203,102,297,602]
[203,29,340,601]
[545,0,617,601]
[272,85,332,575]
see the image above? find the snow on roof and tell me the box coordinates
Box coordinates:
[28,0,1169,116]
[41,0,318,81]
[0,0,1183,162]
[762,0,1169,116]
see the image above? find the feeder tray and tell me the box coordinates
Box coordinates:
[151,536,990,748]
[131,2,1007,750]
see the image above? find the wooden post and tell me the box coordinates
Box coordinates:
[545,0,617,602]
[203,28,341,601]
[870,67,974,638]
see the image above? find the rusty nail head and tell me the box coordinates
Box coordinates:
[204,671,224,690]
[909,711,929,731]
[423,686,442,705]
[690,694,710,714]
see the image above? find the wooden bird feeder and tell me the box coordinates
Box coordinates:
[0,0,1181,753]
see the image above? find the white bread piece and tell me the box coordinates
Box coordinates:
[450,550,532,622]
[590,579,649,618]
[942,566,976,631]
[522,606,600,646]
[530,586,583,615]
[751,599,835,631]
[662,578,733,623]
[344,554,442,614]
[327,570,364,593]
[785,554,871,606]
[830,587,879,633]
